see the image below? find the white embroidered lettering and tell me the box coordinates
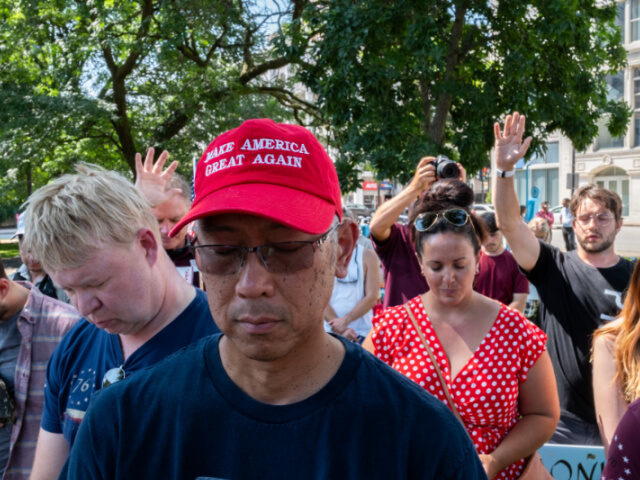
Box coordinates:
[205,141,234,163]
[204,154,245,176]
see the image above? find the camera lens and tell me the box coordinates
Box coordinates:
[437,160,460,179]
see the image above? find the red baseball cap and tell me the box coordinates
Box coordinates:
[170,119,342,236]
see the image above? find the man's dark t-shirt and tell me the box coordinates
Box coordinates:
[524,241,634,429]
[64,335,485,480]
[372,223,429,308]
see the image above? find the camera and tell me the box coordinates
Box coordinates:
[431,155,460,179]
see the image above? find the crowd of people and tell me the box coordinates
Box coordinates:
[0,112,635,479]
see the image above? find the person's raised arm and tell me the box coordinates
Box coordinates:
[134,147,181,208]
[492,112,540,272]
[592,332,628,454]
[29,429,68,480]
[369,157,436,242]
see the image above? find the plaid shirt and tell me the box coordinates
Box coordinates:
[3,283,80,480]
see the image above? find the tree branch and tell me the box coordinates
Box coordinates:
[430,1,466,145]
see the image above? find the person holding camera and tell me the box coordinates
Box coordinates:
[370,156,464,308]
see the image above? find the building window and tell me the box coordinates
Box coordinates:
[531,168,559,207]
[594,72,625,150]
[595,166,630,216]
[633,0,640,41]
[529,142,559,165]
[634,67,640,147]
[619,1,626,43]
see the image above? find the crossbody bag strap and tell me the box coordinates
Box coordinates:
[404,304,464,425]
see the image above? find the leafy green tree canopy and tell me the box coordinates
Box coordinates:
[0,0,313,219]
[300,0,630,191]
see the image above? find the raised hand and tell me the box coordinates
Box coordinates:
[409,157,437,195]
[134,147,180,207]
[494,112,533,171]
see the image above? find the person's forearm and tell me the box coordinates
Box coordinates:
[369,184,421,241]
[340,293,379,326]
[508,294,527,313]
[493,175,522,235]
[486,413,556,476]
[324,305,338,322]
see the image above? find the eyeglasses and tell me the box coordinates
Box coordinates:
[414,209,470,232]
[102,366,125,389]
[192,224,338,275]
[576,212,614,227]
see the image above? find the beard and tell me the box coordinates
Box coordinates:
[576,230,615,254]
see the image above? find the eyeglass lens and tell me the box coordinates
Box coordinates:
[577,213,613,225]
[196,243,317,275]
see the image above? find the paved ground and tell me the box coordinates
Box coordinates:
[0,228,15,240]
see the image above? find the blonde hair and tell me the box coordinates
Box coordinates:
[21,163,160,271]
[528,217,551,243]
[593,261,640,403]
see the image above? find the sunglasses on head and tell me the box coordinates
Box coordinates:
[414,209,470,232]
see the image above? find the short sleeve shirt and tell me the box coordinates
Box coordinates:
[41,288,217,447]
[524,241,634,426]
[370,296,547,480]
[372,223,429,308]
[474,250,529,305]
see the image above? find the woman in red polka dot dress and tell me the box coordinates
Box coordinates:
[364,180,559,479]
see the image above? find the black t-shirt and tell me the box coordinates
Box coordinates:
[64,335,485,480]
[525,241,634,427]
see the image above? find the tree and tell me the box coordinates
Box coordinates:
[0,0,315,220]
[300,0,630,191]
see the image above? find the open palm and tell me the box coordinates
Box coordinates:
[134,147,180,207]
[494,112,532,170]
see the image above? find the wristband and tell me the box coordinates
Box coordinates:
[495,168,515,178]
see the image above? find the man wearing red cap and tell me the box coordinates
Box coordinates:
[64,120,485,480]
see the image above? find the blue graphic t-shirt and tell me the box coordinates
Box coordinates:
[41,288,217,446]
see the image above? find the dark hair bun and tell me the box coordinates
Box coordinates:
[418,179,474,213]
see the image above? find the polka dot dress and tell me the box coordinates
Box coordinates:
[370,296,547,480]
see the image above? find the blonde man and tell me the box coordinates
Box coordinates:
[25,164,218,480]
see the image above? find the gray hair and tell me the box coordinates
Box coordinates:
[166,174,192,206]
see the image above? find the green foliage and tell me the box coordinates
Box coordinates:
[300,0,630,190]
[0,0,312,221]
[0,242,19,260]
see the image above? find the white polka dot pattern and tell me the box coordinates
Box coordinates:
[370,296,548,480]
